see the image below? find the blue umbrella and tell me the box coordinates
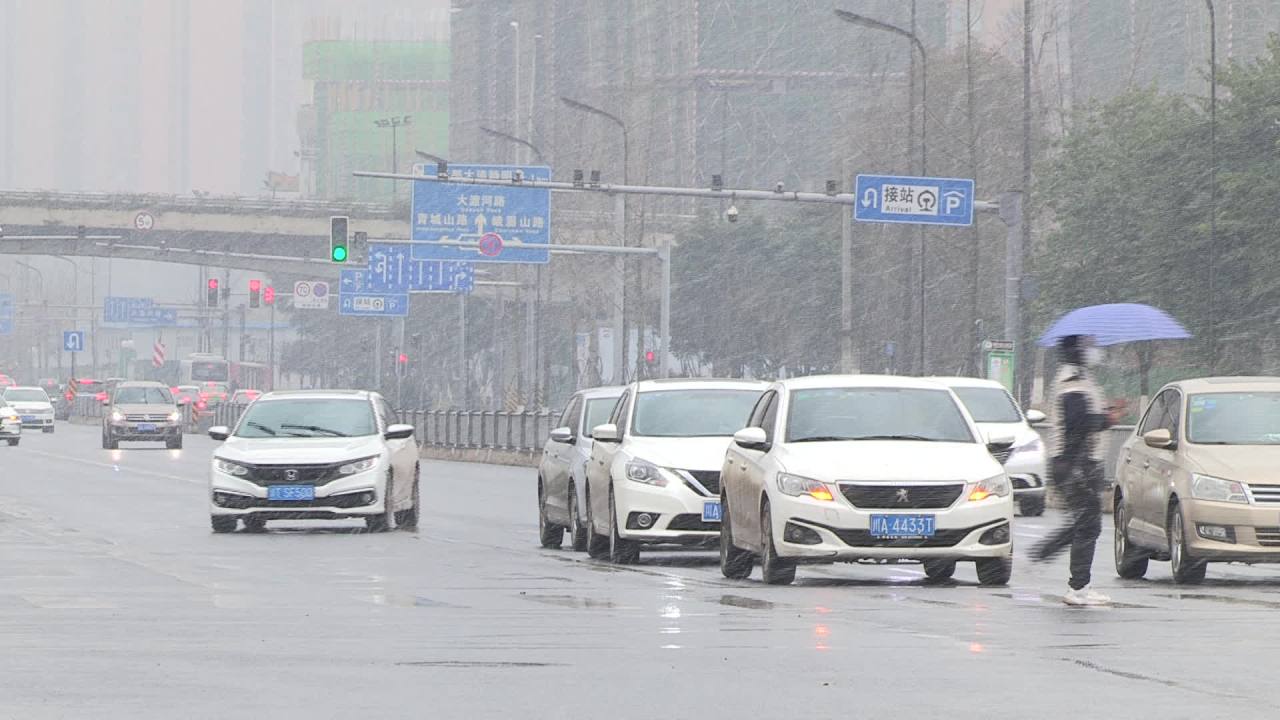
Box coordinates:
[1038,303,1192,347]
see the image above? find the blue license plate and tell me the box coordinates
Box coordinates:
[268,485,315,502]
[136,423,156,432]
[870,514,936,538]
[20,416,34,422]
[702,501,722,522]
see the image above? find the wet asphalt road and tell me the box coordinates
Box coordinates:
[4,424,1280,718]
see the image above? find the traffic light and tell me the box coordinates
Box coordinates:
[645,350,656,364]
[248,279,261,308]
[263,286,275,305]
[207,278,219,307]
[330,216,349,262]
[350,231,369,266]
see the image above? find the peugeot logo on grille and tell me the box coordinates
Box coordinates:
[284,469,298,482]
[895,488,910,503]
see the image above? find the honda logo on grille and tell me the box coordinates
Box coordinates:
[284,469,298,482]
[895,488,910,503]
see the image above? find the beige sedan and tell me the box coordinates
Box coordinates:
[1114,377,1280,584]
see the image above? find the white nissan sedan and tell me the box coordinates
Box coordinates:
[719,375,1014,586]
[207,390,420,534]
[584,378,767,563]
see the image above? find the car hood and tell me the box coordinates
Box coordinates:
[112,403,177,415]
[8,401,53,411]
[775,441,1003,482]
[1183,445,1280,484]
[215,435,385,465]
[623,435,736,472]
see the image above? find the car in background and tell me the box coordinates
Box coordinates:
[1114,377,1280,584]
[207,390,419,534]
[73,378,109,404]
[584,378,768,564]
[2,386,56,433]
[0,375,16,390]
[719,375,1015,586]
[231,389,262,405]
[173,385,201,408]
[200,382,230,407]
[537,385,625,550]
[935,377,1048,516]
[102,381,183,450]
[0,402,21,446]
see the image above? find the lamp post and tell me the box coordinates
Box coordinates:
[375,115,413,199]
[1205,0,1218,371]
[479,126,547,165]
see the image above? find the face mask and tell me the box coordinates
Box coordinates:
[1084,347,1105,366]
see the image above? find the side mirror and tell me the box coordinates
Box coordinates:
[985,432,1015,453]
[208,426,230,441]
[1024,409,1047,425]
[101,398,110,407]
[549,426,575,444]
[1143,428,1174,449]
[592,423,620,443]
[733,427,769,451]
[385,424,415,441]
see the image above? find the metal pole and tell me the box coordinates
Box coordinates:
[511,21,521,164]
[840,157,856,373]
[1206,0,1217,371]
[612,193,626,383]
[90,258,98,376]
[459,294,468,408]
[269,300,275,390]
[1001,190,1024,384]
[374,320,382,392]
[658,245,671,379]
[221,268,230,359]
[1019,0,1033,402]
[398,315,406,407]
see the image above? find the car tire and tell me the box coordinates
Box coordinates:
[567,485,588,552]
[1018,495,1046,517]
[719,494,754,580]
[538,480,564,549]
[975,555,1013,586]
[608,486,639,564]
[1169,502,1207,584]
[166,435,183,450]
[1113,496,1149,580]
[365,475,396,533]
[923,559,957,582]
[102,429,118,450]
[7,438,18,447]
[585,489,609,559]
[759,501,796,586]
[210,516,237,533]
[243,516,267,533]
[43,426,54,434]
[396,466,421,531]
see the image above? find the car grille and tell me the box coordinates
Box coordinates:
[125,413,172,422]
[1249,485,1280,504]
[839,483,964,509]
[681,470,721,496]
[215,493,369,510]
[1254,528,1280,547]
[830,522,995,548]
[242,463,346,487]
[990,448,1013,464]
[667,513,719,532]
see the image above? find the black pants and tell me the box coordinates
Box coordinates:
[1032,456,1103,590]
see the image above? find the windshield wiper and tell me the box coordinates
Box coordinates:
[847,434,938,442]
[280,424,348,437]
[246,421,277,436]
[791,435,860,443]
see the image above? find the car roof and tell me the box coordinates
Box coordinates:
[1166,376,1280,394]
[574,385,626,400]
[257,389,374,401]
[118,381,168,388]
[4,386,46,392]
[773,374,953,391]
[633,378,768,393]
[929,376,1009,390]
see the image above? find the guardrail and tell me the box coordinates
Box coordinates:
[396,409,557,452]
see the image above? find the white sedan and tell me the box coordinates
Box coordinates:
[719,375,1015,585]
[3,386,56,433]
[0,404,21,446]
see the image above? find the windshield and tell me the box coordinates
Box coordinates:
[77,382,104,393]
[1188,392,1280,445]
[786,387,975,443]
[583,397,619,437]
[235,399,376,438]
[950,387,1023,423]
[4,389,49,403]
[630,389,762,437]
[191,361,228,381]
[114,387,174,404]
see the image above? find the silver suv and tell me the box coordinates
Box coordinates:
[102,381,183,450]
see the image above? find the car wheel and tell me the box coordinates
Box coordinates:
[585,488,609,559]
[243,516,267,533]
[1018,495,1046,517]
[923,559,956,582]
[1169,502,1207,584]
[396,465,421,531]
[975,555,1013,586]
[759,501,796,585]
[608,486,639,564]
[365,474,396,533]
[1113,496,1149,579]
[166,435,183,450]
[43,426,54,434]
[567,484,588,552]
[538,480,564,549]
[210,516,237,533]
[7,438,18,447]
[719,493,754,580]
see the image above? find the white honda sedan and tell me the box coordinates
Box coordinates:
[719,375,1015,586]
[584,378,767,563]
[207,390,420,534]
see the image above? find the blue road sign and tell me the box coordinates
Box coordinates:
[0,293,13,336]
[338,293,409,317]
[103,296,179,326]
[63,331,85,353]
[411,163,551,264]
[341,245,475,294]
[854,174,975,227]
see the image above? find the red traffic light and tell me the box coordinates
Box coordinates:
[398,353,408,364]
[263,286,275,305]
[249,279,261,292]
[645,350,656,364]
[207,278,219,290]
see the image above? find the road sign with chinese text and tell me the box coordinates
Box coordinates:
[854,174,975,227]
[411,163,550,264]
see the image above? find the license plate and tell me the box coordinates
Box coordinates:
[20,416,34,422]
[702,501,722,522]
[136,423,156,432]
[268,485,315,502]
[870,514,936,538]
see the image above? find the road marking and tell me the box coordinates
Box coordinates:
[20,447,203,486]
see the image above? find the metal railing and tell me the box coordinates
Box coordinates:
[397,409,558,452]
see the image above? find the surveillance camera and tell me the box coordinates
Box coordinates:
[775,181,784,193]
[725,204,740,223]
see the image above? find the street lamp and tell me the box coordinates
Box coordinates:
[1205,0,1218,371]
[374,115,413,175]
[479,126,547,165]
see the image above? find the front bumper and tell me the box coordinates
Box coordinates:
[768,491,1013,562]
[613,475,721,545]
[1004,450,1047,498]
[0,421,20,438]
[1182,500,1280,561]
[15,411,54,428]
[106,421,182,440]
[210,467,386,520]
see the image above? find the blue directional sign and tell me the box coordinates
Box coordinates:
[854,174,975,227]
[63,330,85,353]
[411,163,551,264]
[340,244,475,295]
[0,293,13,336]
[103,296,179,326]
[338,293,409,318]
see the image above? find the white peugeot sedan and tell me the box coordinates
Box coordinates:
[719,375,1014,586]
[584,378,767,563]
[537,385,625,550]
[207,390,420,534]
[935,377,1048,516]
[3,386,56,433]
[0,403,21,446]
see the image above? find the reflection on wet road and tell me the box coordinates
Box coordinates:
[3,424,1280,717]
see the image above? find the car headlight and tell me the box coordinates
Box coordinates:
[214,458,250,477]
[625,459,668,487]
[967,474,1011,501]
[167,410,182,422]
[338,456,379,475]
[1191,474,1249,504]
[776,472,834,501]
[110,410,124,423]
[1009,436,1043,459]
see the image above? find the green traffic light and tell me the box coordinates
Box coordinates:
[332,246,348,262]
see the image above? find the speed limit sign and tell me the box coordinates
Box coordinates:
[134,211,155,230]
[293,281,329,309]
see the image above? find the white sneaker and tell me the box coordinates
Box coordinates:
[1063,587,1111,606]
